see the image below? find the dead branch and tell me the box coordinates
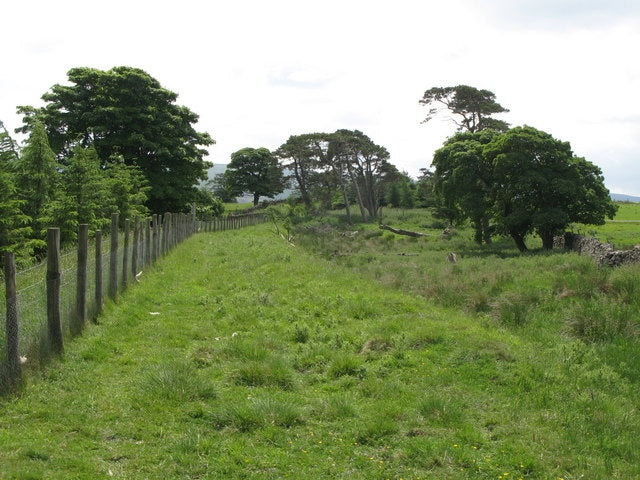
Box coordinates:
[379,224,430,237]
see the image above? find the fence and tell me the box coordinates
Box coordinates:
[1,211,265,394]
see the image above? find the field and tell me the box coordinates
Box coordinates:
[573,202,640,249]
[0,210,639,479]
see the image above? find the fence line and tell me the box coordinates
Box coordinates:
[1,211,265,394]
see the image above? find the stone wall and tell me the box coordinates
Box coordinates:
[561,232,640,267]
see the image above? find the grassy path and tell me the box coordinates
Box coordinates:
[0,225,638,479]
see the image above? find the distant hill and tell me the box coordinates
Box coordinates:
[611,193,640,203]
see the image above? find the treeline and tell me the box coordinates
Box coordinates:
[210,130,435,222]
[0,67,219,265]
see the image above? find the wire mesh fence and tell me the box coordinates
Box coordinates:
[1,211,265,394]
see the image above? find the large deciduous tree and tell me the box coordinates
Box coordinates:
[484,126,617,251]
[18,66,214,213]
[432,130,500,244]
[420,85,509,133]
[226,147,285,206]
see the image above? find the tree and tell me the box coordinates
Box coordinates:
[432,130,501,244]
[49,146,110,242]
[205,172,237,203]
[226,147,285,206]
[415,168,436,208]
[333,129,391,221]
[484,126,617,251]
[14,121,59,253]
[420,85,509,133]
[193,187,225,220]
[18,66,214,213]
[0,127,30,262]
[275,134,318,208]
[103,155,150,226]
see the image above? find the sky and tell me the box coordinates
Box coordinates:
[2,0,639,195]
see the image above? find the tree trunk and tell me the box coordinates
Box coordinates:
[510,231,528,252]
[540,231,555,250]
[346,161,368,221]
[253,192,260,206]
[482,215,492,244]
[293,161,312,208]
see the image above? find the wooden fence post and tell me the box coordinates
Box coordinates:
[73,224,89,336]
[145,218,151,266]
[123,219,130,286]
[109,213,119,300]
[47,227,63,355]
[3,252,21,385]
[132,218,139,279]
[95,230,103,317]
[152,214,158,264]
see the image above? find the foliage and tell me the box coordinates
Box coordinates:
[13,121,59,253]
[103,155,150,225]
[17,66,214,213]
[0,153,30,261]
[49,146,110,242]
[0,123,30,262]
[276,130,394,222]
[205,172,237,203]
[485,126,617,251]
[419,84,509,132]
[226,147,285,206]
[432,130,501,244]
[193,187,225,220]
[430,126,616,251]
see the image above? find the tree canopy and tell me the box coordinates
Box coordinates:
[432,125,617,251]
[420,85,509,133]
[226,147,285,206]
[275,130,393,222]
[18,66,214,213]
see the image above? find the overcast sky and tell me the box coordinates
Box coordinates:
[2,0,639,195]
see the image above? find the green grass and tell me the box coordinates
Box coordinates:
[571,202,640,249]
[0,221,639,479]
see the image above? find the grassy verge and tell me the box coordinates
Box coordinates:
[0,224,638,479]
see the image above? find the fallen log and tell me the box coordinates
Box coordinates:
[379,224,430,237]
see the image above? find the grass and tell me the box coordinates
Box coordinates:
[0,219,639,478]
[571,201,640,249]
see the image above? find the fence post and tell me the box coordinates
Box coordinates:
[109,213,119,300]
[152,214,158,264]
[145,218,151,266]
[163,213,170,253]
[123,219,130,287]
[3,252,21,386]
[95,230,103,317]
[73,224,89,336]
[46,227,63,355]
[132,218,139,279]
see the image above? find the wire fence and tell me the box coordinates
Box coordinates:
[1,210,265,394]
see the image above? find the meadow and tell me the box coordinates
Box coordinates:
[0,207,638,479]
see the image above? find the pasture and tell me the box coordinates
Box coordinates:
[0,212,638,479]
